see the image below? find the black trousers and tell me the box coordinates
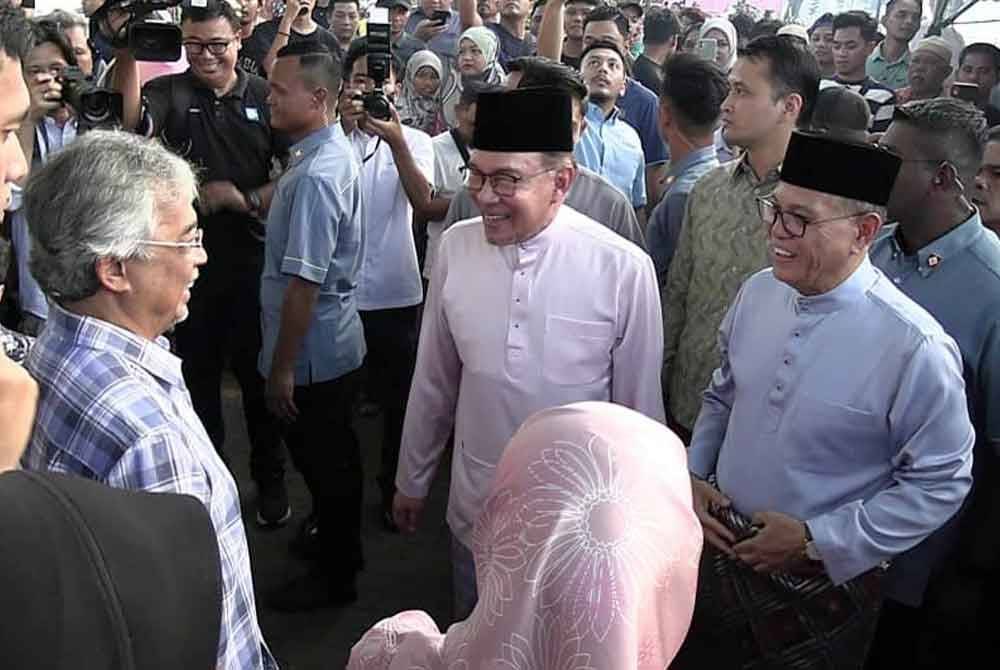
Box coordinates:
[359,305,419,506]
[174,261,284,485]
[281,371,363,578]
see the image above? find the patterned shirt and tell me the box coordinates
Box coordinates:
[663,155,777,430]
[822,77,897,133]
[22,304,276,670]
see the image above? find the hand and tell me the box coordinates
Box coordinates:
[733,511,810,574]
[265,364,299,423]
[413,18,447,43]
[690,475,737,557]
[393,491,425,534]
[0,350,38,471]
[26,73,63,121]
[339,87,367,135]
[363,106,404,149]
[198,181,249,215]
[280,0,303,29]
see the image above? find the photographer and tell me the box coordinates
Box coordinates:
[111,0,291,528]
[339,36,435,531]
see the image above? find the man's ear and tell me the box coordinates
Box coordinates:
[551,163,577,202]
[856,211,883,250]
[94,256,131,295]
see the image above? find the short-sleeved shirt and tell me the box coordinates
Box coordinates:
[346,123,436,311]
[485,21,536,69]
[140,69,284,267]
[574,102,647,208]
[632,53,662,94]
[392,32,427,66]
[619,77,669,165]
[259,124,366,385]
[406,8,463,70]
[866,43,910,90]
[823,77,896,133]
[425,129,467,279]
[239,19,343,78]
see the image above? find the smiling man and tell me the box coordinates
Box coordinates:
[393,87,663,622]
[19,131,278,670]
[673,129,973,670]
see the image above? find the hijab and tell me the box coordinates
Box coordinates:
[440,26,505,127]
[398,50,446,136]
[700,17,739,72]
[348,401,703,670]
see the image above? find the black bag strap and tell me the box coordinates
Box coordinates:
[450,128,470,166]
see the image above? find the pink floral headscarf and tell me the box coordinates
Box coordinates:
[348,401,702,670]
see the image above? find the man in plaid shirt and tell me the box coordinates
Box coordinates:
[19,131,277,670]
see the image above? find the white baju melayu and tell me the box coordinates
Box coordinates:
[396,204,666,548]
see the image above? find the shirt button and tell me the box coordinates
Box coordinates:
[794,332,800,337]
[515,298,520,303]
[514,324,519,328]
[894,277,902,284]
[776,384,783,391]
[783,359,790,365]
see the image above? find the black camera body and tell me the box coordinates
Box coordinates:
[363,7,393,121]
[61,66,124,131]
[94,0,184,62]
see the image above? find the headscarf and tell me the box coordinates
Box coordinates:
[347,401,703,670]
[700,17,739,72]
[440,26,505,127]
[398,50,446,136]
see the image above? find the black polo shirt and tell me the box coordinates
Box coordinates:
[238,19,343,78]
[141,68,284,267]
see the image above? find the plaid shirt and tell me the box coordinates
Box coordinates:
[22,304,277,670]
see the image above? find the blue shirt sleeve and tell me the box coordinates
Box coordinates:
[279,174,344,285]
[631,155,647,209]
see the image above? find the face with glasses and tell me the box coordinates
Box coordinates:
[761,183,879,296]
[467,150,573,246]
[117,195,207,338]
[182,17,240,92]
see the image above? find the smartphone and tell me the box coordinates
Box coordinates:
[21,0,35,7]
[698,38,718,63]
[431,10,450,25]
[951,82,980,103]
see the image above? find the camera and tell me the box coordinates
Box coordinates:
[93,0,186,62]
[362,6,393,121]
[61,67,124,131]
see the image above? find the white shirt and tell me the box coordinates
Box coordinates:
[397,205,666,546]
[425,130,466,280]
[347,124,435,311]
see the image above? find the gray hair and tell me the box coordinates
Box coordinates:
[39,9,88,34]
[24,131,198,303]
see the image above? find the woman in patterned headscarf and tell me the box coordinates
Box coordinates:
[347,401,703,669]
[439,26,506,128]
[397,49,447,136]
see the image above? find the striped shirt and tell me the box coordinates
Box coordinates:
[822,77,897,133]
[22,304,277,670]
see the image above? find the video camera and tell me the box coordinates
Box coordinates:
[361,6,392,121]
[92,0,190,62]
[61,67,124,131]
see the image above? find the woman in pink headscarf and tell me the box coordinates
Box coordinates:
[348,401,703,669]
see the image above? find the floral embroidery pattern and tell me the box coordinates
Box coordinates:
[493,614,595,670]
[470,489,528,634]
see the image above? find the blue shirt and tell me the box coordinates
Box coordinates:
[486,21,536,69]
[647,145,719,285]
[618,77,669,166]
[22,304,276,670]
[574,102,647,208]
[689,258,974,597]
[259,124,366,386]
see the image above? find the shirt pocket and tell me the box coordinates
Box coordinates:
[787,396,886,474]
[543,315,615,387]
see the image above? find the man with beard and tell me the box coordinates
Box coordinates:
[393,87,663,621]
[459,0,535,69]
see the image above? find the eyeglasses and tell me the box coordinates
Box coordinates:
[756,197,869,238]
[137,228,204,251]
[462,166,556,197]
[182,40,234,56]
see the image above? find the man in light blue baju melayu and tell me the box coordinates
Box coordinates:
[673,130,974,669]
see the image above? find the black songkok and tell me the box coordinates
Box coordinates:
[472,88,574,153]
[779,130,901,206]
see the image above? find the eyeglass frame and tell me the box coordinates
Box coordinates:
[181,39,235,56]
[461,165,558,197]
[136,228,204,251]
[756,196,872,238]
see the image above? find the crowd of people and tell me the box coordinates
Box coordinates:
[0,0,998,667]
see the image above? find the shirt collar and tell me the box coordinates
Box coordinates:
[188,67,249,99]
[872,43,910,66]
[46,303,185,388]
[889,210,985,277]
[585,101,621,123]
[794,255,879,315]
[289,124,339,166]
[732,152,781,188]
[668,145,717,179]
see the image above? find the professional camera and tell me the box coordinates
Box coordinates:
[362,6,393,121]
[61,67,124,131]
[92,0,189,62]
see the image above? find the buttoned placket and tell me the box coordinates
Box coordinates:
[505,241,539,379]
[765,298,824,432]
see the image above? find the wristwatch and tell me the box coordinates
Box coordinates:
[803,524,822,562]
